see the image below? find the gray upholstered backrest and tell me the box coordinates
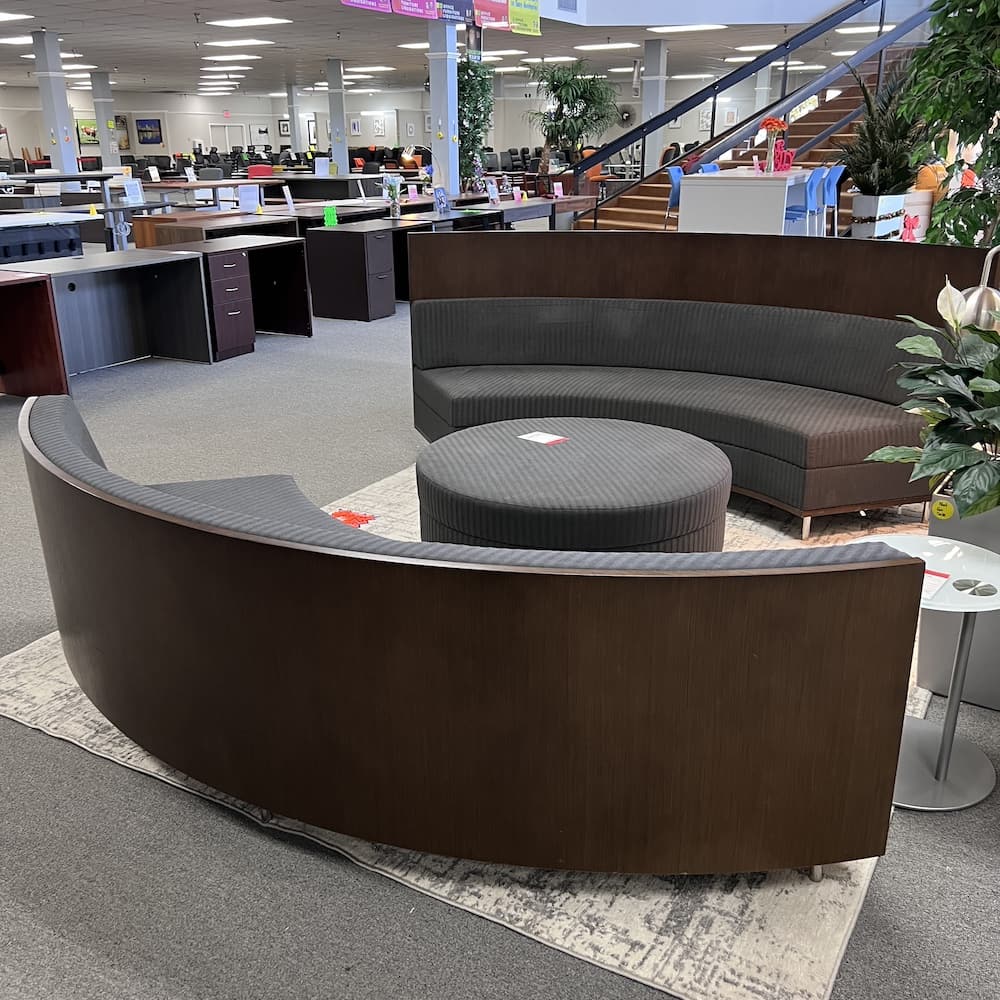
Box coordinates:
[24,395,906,576]
[411,298,913,405]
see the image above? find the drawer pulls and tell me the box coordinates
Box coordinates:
[223,262,237,268]
[227,310,242,317]
[225,287,239,293]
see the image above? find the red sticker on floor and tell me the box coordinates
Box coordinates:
[331,509,376,528]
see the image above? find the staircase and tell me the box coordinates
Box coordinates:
[576,56,906,234]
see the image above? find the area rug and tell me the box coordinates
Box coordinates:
[0,468,931,1000]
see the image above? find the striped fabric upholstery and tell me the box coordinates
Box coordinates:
[26,396,906,576]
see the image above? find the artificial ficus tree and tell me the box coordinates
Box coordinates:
[457,60,494,190]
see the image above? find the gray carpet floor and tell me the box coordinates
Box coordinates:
[1,309,999,999]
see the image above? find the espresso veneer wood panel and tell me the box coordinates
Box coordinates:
[408,232,987,324]
[23,401,923,875]
[0,272,67,397]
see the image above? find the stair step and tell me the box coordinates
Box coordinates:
[599,207,668,224]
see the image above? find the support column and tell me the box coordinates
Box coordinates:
[428,20,460,194]
[641,39,668,174]
[90,72,120,168]
[286,84,306,151]
[32,29,78,179]
[326,59,349,175]
[754,65,772,112]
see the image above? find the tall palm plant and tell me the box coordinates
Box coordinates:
[833,70,928,196]
[526,60,618,173]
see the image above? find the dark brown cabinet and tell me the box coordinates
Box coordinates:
[203,248,256,360]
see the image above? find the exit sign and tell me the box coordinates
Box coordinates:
[223,109,231,119]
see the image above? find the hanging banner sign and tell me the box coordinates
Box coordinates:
[473,0,510,30]
[392,0,438,16]
[508,0,539,35]
[438,0,474,21]
[466,21,483,61]
[342,0,392,11]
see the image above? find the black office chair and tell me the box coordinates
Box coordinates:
[533,146,543,158]
[484,152,499,171]
[683,142,698,153]
[520,147,531,166]
[361,162,382,174]
[528,157,541,173]
[507,147,523,170]
[206,147,222,165]
[499,151,514,172]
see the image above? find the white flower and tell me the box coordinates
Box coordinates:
[936,277,968,331]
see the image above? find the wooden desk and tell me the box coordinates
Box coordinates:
[0,250,211,376]
[143,178,285,211]
[133,210,299,248]
[282,174,381,201]
[164,235,312,361]
[404,208,503,231]
[259,201,388,235]
[0,270,67,397]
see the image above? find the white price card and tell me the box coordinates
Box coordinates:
[518,431,569,446]
[922,569,950,599]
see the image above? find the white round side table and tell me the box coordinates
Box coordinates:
[879,534,1000,811]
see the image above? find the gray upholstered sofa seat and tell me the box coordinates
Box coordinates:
[410,297,928,529]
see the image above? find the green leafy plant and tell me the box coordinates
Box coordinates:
[902,0,1000,246]
[867,281,1000,516]
[457,60,494,188]
[833,70,928,196]
[526,60,618,172]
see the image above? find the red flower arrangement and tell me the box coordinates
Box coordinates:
[761,117,788,133]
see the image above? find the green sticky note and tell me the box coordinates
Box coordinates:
[324,205,338,227]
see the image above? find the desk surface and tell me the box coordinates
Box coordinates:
[3,171,119,184]
[163,234,305,254]
[144,179,285,190]
[0,248,202,276]
[0,212,97,229]
[56,201,178,213]
[314,217,432,234]
[193,214,297,233]
[261,202,387,220]
[0,269,49,287]
[406,208,503,225]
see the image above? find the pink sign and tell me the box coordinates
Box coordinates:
[392,0,438,16]
[342,0,392,11]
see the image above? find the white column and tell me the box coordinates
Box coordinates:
[90,72,120,168]
[642,39,668,174]
[32,29,78,178]
[754,65,773,113]
[327,59,349,175]
[428,20,460,194]
[286,84,306,151]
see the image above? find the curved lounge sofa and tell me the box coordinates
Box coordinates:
[21,395,923,875]
[410,297,929,537]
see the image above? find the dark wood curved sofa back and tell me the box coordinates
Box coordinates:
[21,397,924,874]
[411,297,917,406]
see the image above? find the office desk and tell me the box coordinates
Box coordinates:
[0,193,61,211]
[0,250,211,376]
[404,208,503,231]
[677,167,810,235]
[552,195,598,229]
[0,212,95,263]
[0,270,67,397]
[57,199,179,251]
[143,178,285,211]
[165,235,311,360]
[260,201,388,235]
[398,191,489,214]
[497,197,557,228]
[283,174,381,201]
[133,210,299,247]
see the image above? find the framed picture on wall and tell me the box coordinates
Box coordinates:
[307,119,318,146]
[114,114,131,151]
[406,122,416,138]
[724,108,739,127]
[697,108,712,133]
[278,119,291,137]
[373,117,385,137]
[424,113,432,133]
[76,119,99,146]
[349,117,362,136]
[136,118,163,145]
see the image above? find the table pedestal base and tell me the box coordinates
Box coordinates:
[893,716,996,811]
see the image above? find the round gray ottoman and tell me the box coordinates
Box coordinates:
[416,418,732,552]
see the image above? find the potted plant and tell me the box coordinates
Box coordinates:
[457,60,494,192]
[867,272,1000,705]
[835,70,929,239]
[526,60,618,181]
[902,0,1000,247]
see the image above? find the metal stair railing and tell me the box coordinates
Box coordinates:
[579,5,933,230]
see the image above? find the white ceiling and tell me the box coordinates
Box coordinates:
[0,1,873,96]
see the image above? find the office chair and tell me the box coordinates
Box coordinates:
[484,152,499,171]
[247,164,274,179]
[698,163,721,173]
[507,147,522,170]
[820,164,846,236]
[499,151,513,172]
[682,142,698,153]
[520,147,531,166]
[362,161,382,174]
[206,147,222,165]
[197,166,223,181]
[533,146,543,159]
[663,165,684,226]
[784,166,828,236]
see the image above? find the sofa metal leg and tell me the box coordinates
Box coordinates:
[809,865,823,883]
[801,516,812,541]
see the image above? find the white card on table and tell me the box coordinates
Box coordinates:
[518,431,569,445]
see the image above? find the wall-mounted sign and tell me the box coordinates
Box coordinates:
[392,0,438,16]
[473,0,510,29]
[508,0,539,35]
[438,0,474,20]
[341,0,392,11]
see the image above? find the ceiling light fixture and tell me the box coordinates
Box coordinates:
[202,53,262,61]
[203,38,275,47]
[521,56,575,63]
[648,24,727,33]
[492,66,529,73]
[608,66,639,72]
[735,44,777,52]
[479,55,503,62]
[60,63,96,70]
[670,73,716,80]
[787,63,826,70]
[723,56,754,63]
[0,12,33,21]
[831,50,858,56]
[342,73,373,80]
[574,42,639,51]
[398,41,429,49]
[267,91,286,97]
[835,23,895,33]
[485,49,528,56]
[206,17,292,27]
[345,65,394,72]
[200,64,253,70]
[0,34,31,44]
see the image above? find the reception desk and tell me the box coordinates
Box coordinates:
[678,167,810,236]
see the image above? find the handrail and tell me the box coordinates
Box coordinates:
[571,0,883,179]
[581,6,933,229]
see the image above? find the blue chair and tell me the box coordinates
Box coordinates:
[784,166,827,236]
[698,163,721,173]
[821,164,846,236]
[664,165,684,226]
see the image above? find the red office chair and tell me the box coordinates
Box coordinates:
[247,164,274,179]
